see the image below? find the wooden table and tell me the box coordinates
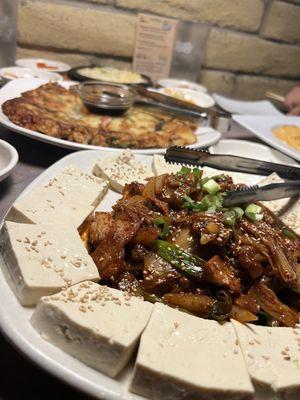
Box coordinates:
[0,123,255,400]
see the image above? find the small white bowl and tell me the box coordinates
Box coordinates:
[0,67,63,82]
[157,87,215,108]
[158,78,207,93]
[0,139,18,182]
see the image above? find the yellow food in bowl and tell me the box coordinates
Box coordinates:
[78,67,146,84]
[164,88,196,105]
[272,125,300,151]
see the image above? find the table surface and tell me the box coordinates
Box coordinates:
[0,122,257,400]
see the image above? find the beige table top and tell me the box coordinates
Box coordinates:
[0,121,257,400]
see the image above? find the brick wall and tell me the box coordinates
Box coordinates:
[17,0,300,99]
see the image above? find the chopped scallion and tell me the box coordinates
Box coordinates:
[245,203,263,222]
[222,210,236,226]
[183,193,224,213]
[154,240,205,279]
[153,217,169,240]
[245,204,262,214]
[232,207,244,219]
[178,166,191,176]
[202,179,220,194]
[283,228,297,240]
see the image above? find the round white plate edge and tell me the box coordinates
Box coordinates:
[0,79,221,154]
[0,139,18,182]
[0,67,63,82]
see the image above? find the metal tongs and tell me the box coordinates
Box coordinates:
[135,87,231,132]
[223,182,300,207]
[165,146,300,180]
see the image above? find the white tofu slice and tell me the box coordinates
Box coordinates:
[232,320,300,399]
[7,166,108,228]
[131,303,254,400]
[31,282,153,377]
[152,154,180,176]
[259,173,300,234]
[93,150,152,193]
[0,221,99,306]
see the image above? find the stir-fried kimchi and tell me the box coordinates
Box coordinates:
[81,167,300,327]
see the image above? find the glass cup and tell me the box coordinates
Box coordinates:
[0,0,18,67]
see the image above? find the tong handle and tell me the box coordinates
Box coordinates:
[223,181,300,206]
[205,155,300,180]
[258,181,300,201]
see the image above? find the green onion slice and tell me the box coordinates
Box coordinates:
[153,217,170,240]
[202,179,221,194]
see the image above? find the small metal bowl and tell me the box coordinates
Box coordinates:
[76,81,137,113]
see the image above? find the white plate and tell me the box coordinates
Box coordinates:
[16,58,71,73]
[156,87,215,108]
[233,115,300,162]
[0,139,18,182]
[213,94,282,116]
[0,149,274,399]
[158,78,207,93]
[0,79,221,154]
[0,67,62,82]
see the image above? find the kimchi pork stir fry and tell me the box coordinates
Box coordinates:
[82,167,300,327]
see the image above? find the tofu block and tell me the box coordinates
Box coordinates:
[131,303,254,400]
[259,173,300,234]
[31,282,153,377]
[93,150,152,192]
[0,221,99,306]
[152,154,180,176]
[232,320,300,399]
[7,166,108,228]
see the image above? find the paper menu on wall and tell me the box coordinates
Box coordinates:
[133,13,178,82]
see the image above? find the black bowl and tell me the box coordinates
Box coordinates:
[68,65,152,87]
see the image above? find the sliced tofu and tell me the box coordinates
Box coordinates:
[7,166,108,228]
[152,154,180,176]
[259,173,300,234]
[131,303,254,400]
[0,221,99,306]
[93,150,152,193]
[31,282,153,377]
[232,320,300,399]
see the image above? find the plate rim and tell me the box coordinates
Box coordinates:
[0,67,63,82]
